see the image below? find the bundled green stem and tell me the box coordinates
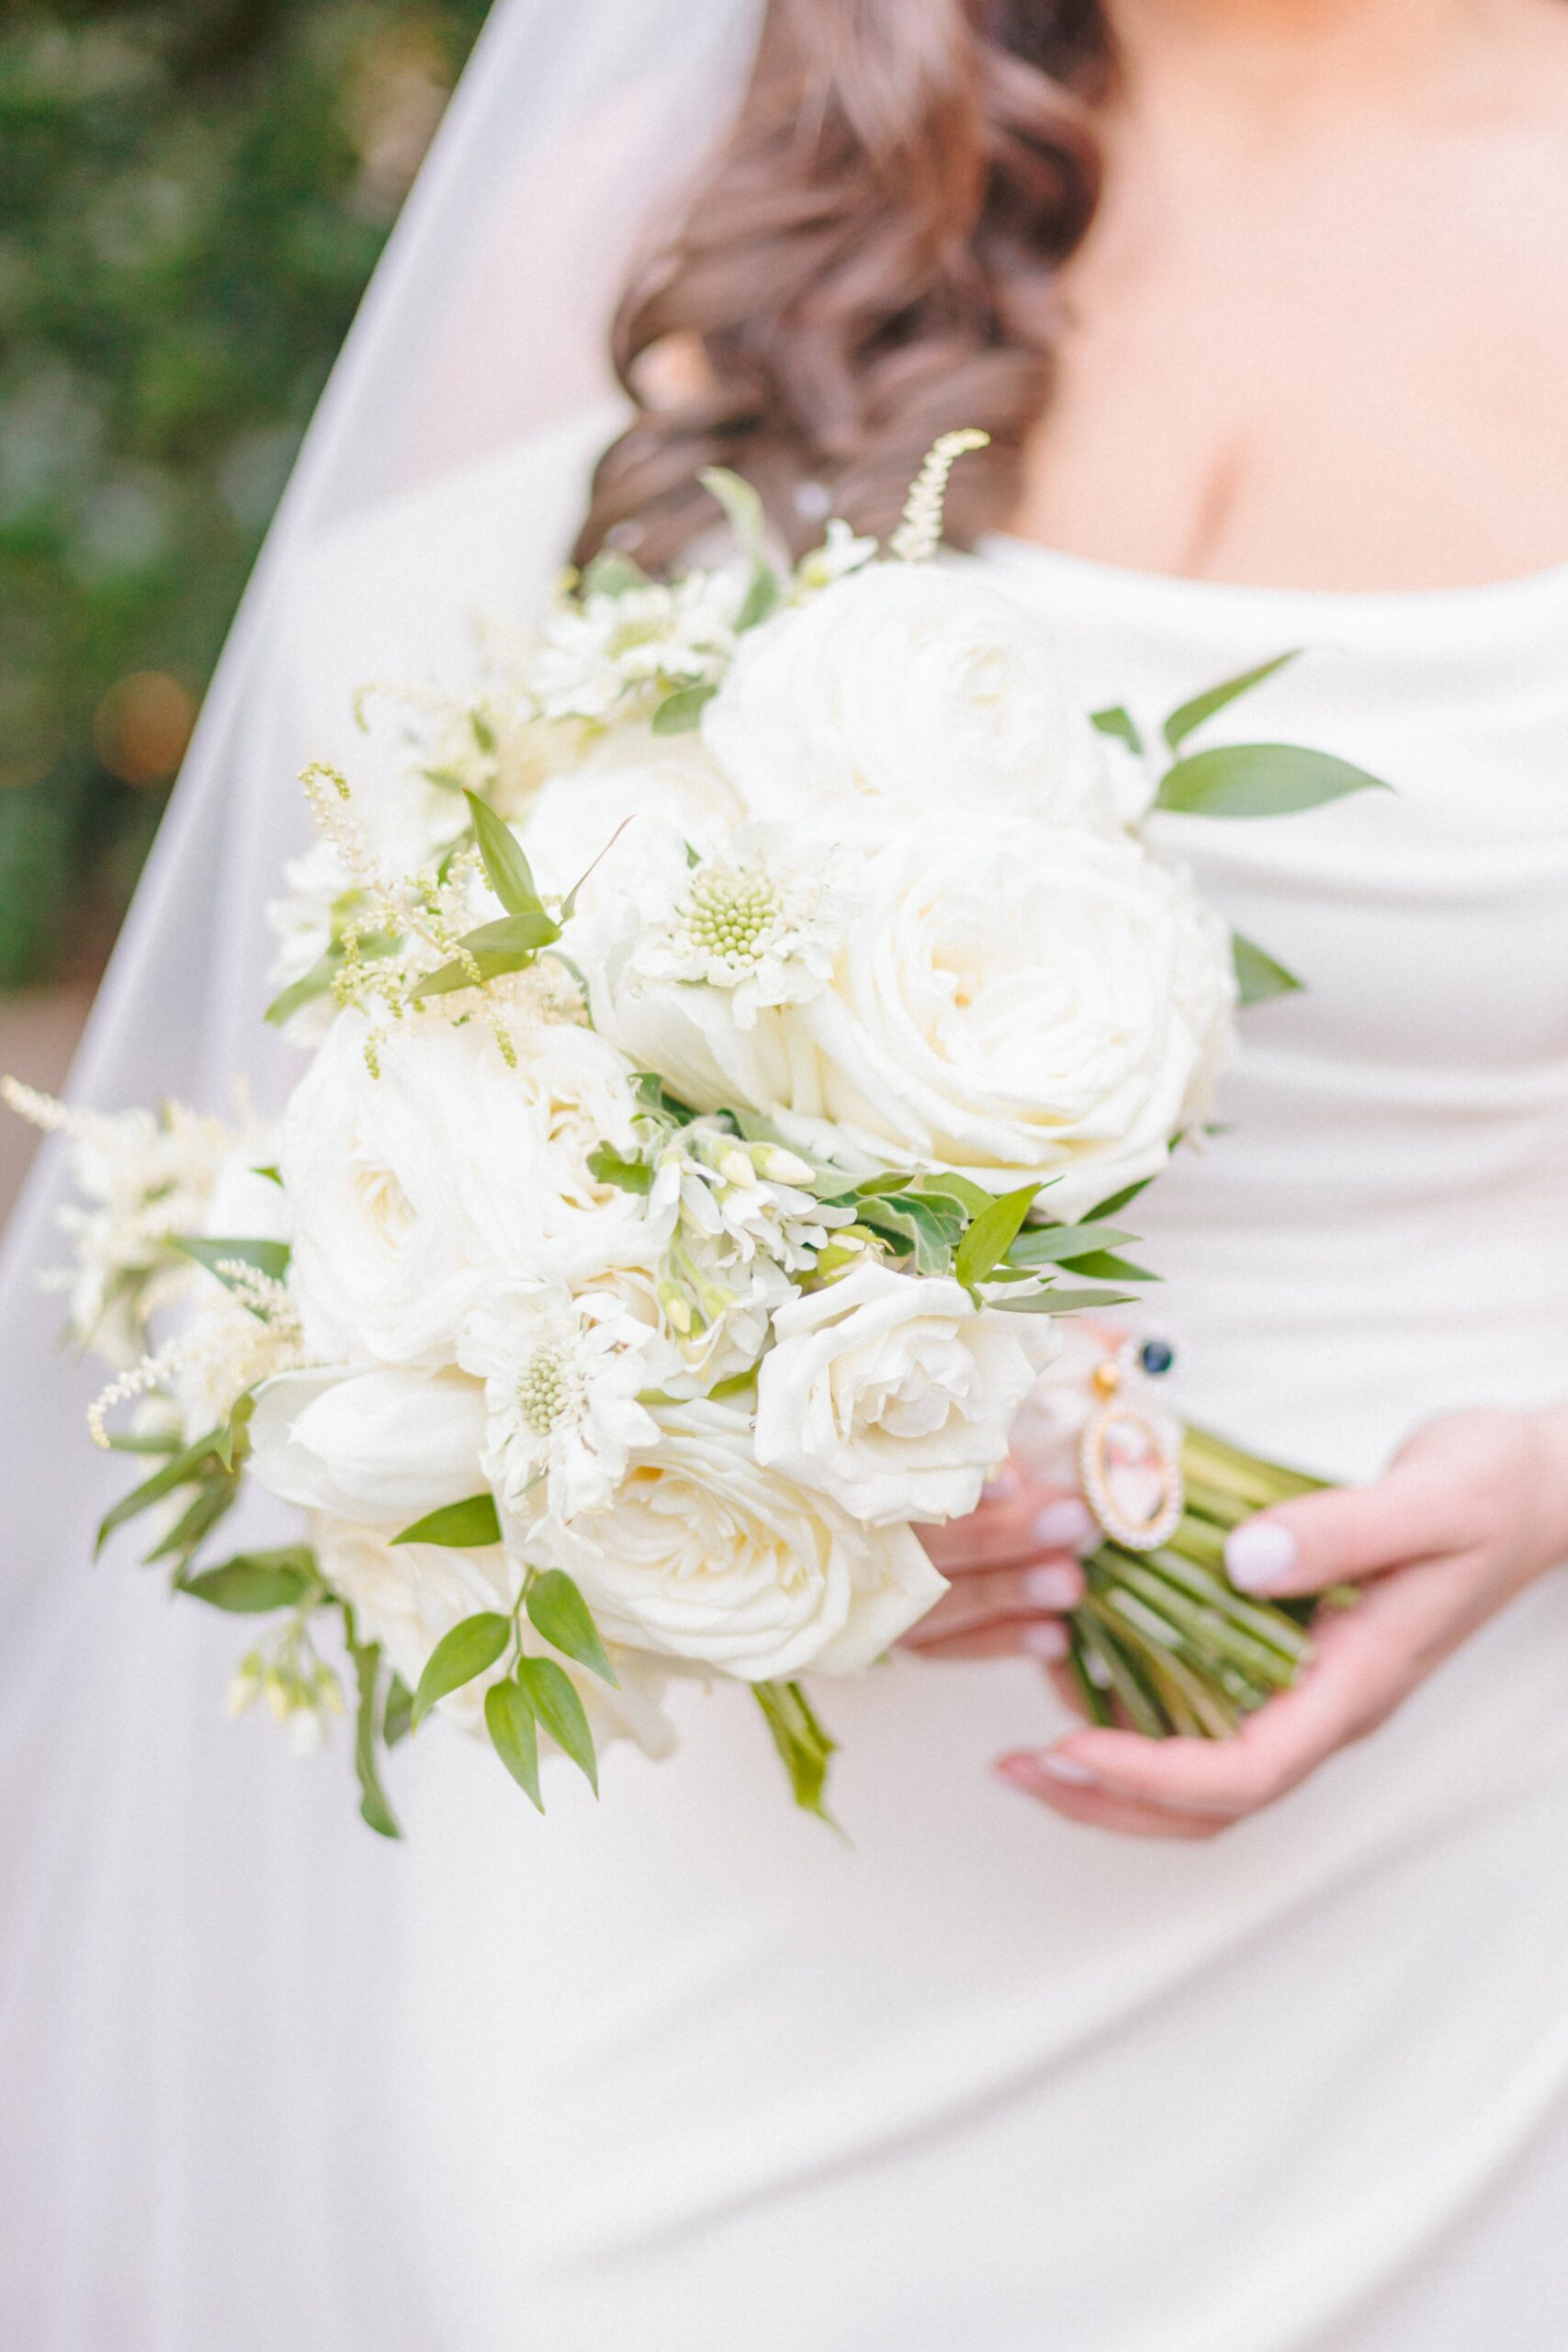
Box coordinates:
[1066,1425,1333,1738]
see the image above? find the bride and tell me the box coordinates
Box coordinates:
[5,0,1568,2345]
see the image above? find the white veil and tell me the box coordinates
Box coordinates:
[0,4,761,2339]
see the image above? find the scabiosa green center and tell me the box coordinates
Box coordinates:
[517,1343,581,1436]
[681,867,780,966]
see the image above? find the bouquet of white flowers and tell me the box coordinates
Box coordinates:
[7,435,1381,1830]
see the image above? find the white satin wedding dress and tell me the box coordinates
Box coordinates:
[264,411,1568,2352]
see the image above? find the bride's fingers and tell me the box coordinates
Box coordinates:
[899,1558,1084,1641]
[993,1755,1227,1840]
[1223,1454,1470,1599]
[919,1491,1096,1574]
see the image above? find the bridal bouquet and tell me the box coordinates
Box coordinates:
[8,435,1381,1831]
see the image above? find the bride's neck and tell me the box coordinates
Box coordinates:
[1102,0,1511,143]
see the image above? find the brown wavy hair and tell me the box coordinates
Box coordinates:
[573,0,1113,572]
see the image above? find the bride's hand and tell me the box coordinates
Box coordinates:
[995,1406,1568,1839]
[897,1467,1097,1664]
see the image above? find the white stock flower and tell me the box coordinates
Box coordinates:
[752,1261,1052,1525]
[310,1517,678,1758]
[703,560,1113,838]
[532,1399,945,1680]
[598,823,1237,1224]
[248,1364,488,1527]
[530,567,742,723]
[280,1010,647,1366]
[457,1286,661,1521]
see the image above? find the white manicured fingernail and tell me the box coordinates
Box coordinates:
[1225,1521,1298,1592]
[1032,1499,1096,1552]
[1038,1751,1098,1785]
[1020,1621,1068,1660]
[1023,1564,1079,1609]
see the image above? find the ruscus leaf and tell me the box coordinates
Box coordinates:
[650,683,718,735]
[753,1680,840,1827]
[464,789,545,916]
[1161,650,1301,750]
[344,1607,401,1839]
[1232,930,1304,1005]
[392,1493,502,1549]
[1091,705,1144,755]
[514,1656,598,1792]
[485,1678,544,1809]
[178,1548,315,1613]
[954,1182,1041,1294]
[410,1611,511,1731]
[525,1570,618,1687]
[1156,743,1390,820]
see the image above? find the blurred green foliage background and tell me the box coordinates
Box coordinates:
[0,0,491,991]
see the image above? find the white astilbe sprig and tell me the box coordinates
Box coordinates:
[86,1343,184,1450]
[1,1075,243,1363]
[887,428,991,562]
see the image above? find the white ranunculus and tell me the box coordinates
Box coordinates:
[309,1516,678,1758]
[703,560,1114,837]
[753,1261,1052,1524]
[280,1010,648,1366]
[532,1399,945,1679]
[249,1364,488,1527]
[597,821,1236,1224]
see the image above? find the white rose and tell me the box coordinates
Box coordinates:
[249,1364,487,1528]
[597,821,1236,1224]
[522,741,740,900]
[703,560,1113,837]
[280,1010,648,1366]
[309,1516,677,1758]
[532,1399,945,1679]
[753,1261,1051,1524]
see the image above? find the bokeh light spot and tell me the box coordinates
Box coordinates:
[92,671,197,786]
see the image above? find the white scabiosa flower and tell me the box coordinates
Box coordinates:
[629,828,853,1029]
[529,568,743,724]
[457,1285,662,1521]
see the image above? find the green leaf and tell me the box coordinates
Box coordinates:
[515,1656,598,1792]
[1083,1175,1156,1225]
[954,1182,1041,1293]
[631,1070,697,1126]
[857,1191,962,1275]
[1161,650,1301,751]
[344,1609,400,1839]
[391,1493,502,1549]
[706,1366,759,1402]
[1091,705,1144,755]
[214,1386,257,1474]
[753,1679,840,1826]
[1232,930,1304,1005]
[734,565,779,633]
[650,683,718,735]
[143,1473,239,1564]
[588,1144,652,1193]
[383,1673,415,1749]
[581,548,649,598]
[1006,1220,1138,1269]
[178,1547,315,1613]
[263,934,398,1027]
[251,1163,283,1187]
[1058,1250,1157,1283]
[411,1611,511,1731]
[409,910,561,1001]
[525,1569,617,1687]
[1156,743,1390,820]
[913,1170,996,1217]
[992,1284,1136,1315]
[96,1429,226,1556]
[464,789,544,916]
[485,1677,543,1809]
[107,1430,181,1456]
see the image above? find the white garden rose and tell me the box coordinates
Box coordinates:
[521,740,740,900]
[753,1261,1051,1524]
[703,560,1114,837]
[309,1516,677,1758]
[532,1399,945,1679]
[280,1009,648,1366]
[249,1364,487,1528]
[594,821,1237,1224]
